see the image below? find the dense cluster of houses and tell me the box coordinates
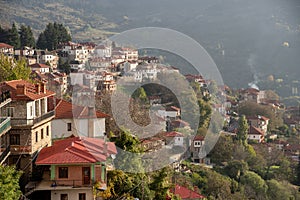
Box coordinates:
[1,39,300,200]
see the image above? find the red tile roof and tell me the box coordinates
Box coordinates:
[164,131,184,137]
[30,63,50,69]
[169,184,205,199]
[36,137,117,165]
[54,99,109,119]
[0,43,13,48]
[0,79,55,101]
[249,125,264,135]
[193,135,205,141]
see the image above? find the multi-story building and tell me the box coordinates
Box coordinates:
[96,72,116,94]
[0,80,55,174]
[0,42,14,57]
[0,89,12,165]
[27,136,117,200]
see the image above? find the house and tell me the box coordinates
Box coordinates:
[248,125,264,143]
[148,96,162,105]
[51,99,109,139]
[0,42,14,57]
[71,84,96,107]
[140,137,165,152]
[94,44,112,58]
[0,80,55,174]
[247,115,269,134]
[239,88,265,104]
[96,72,116,94]
[30,63,51,73]
[27,136,117,200]
[0,89,12,165]
[36,50,59,71]
[158,106,180,120]
[167,184,206,200]
[190,135,209,164]
[70,60,84,71]
[32,71,68,98]
[162,131,185,147]
[138,56,159,64]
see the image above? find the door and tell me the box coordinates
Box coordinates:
[82,167,90,185]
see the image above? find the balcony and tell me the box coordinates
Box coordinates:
[0,145,10,164]
[0,91,11,108]
[0,117,11,136]
[10,145,32,154]
[11,110,55,127]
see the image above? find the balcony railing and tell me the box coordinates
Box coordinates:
[0,117,11,136]
[0,145,10,164]
[11,110,55,126]
[10,145,31,154]
[0,91,11,108]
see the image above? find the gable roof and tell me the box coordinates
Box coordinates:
[164,131,184,137]
[54,99,109,119]
[170,184,205,199]
[36,137,117,165]
[30,63,50,69]
[0,79,55,101]
[0,43,13,49]
[249,125,264,135]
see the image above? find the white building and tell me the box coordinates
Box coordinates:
[51,99,108,139]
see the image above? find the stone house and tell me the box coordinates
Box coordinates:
[0,80,55,174]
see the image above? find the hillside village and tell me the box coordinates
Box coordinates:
[1,23,300,200]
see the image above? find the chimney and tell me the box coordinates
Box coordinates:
[16,84,26,96]
[88,106,95,138]
[88,106,95,117]
[35,83,41,94]
[40,82,47,94]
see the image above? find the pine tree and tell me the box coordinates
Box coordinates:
[7,23,20,48]
[0,25,9,43]
[37,22,71,50]
[36,32,47,50]
[19,25,35,48]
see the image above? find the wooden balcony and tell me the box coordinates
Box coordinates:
[0,117,11,137]
[10,145,31,154]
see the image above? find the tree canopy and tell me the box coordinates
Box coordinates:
[36,22,71,50]
[0,165,22,200]
[0,54,31,82]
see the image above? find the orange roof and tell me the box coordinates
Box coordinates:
[0,79,55,101]
[36,137,117,165]
[168,184,205,199]
[0,43,13,48]
[249,125,264,135]
[164,131,184,137]
[30,63,50,69]
[54,99,109,119]
[193,135,204,141]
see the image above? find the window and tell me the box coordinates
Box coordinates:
[67,123,72,131]
[41,128,44,139]
[35,131,38,142]
[7,107,14,117]
[59,167,68,178]
[30,106,33,116]
[46,126,49,136]
[10,135,20,145]
[79,193,86,200]
[60,194,68,200]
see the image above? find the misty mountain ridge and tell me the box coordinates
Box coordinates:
[0,0,300,89]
